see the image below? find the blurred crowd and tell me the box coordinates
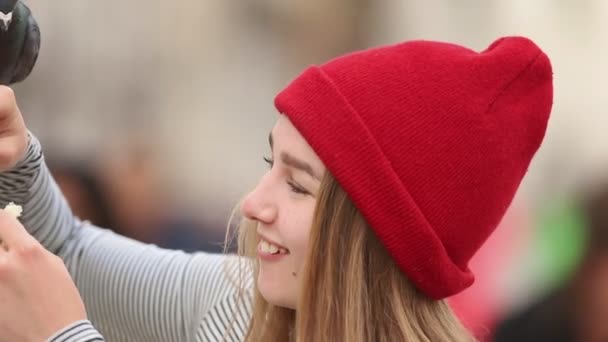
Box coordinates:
[46,145,229,253]
[12,0,608,341]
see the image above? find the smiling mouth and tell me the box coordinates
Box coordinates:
[258,239,289,255]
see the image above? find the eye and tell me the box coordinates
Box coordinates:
[287,181,310,195]
[263,156,274,168]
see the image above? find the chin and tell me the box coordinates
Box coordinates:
[257,267,297,309]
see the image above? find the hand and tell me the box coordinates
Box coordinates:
[0,86,28,171]
[0,210,87,341]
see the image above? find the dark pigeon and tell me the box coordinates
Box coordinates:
[0,0,40,85]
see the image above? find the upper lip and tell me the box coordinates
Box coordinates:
[257,231,289,250]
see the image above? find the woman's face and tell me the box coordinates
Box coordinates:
[241,115,325,309]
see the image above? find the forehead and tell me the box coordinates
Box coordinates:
[272,116,325,171]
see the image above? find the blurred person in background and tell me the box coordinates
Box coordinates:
[48,160,117,231]
[493,181,608,342]
[48,151,227,253]
[0,35,552,342]
[92,143,229,252]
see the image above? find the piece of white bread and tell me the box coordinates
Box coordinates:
[3,202,22,218]
[0,202,22,247]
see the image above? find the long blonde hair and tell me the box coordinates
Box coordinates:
[231,173,474,342]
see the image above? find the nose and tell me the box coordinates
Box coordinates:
[241,173,278,224]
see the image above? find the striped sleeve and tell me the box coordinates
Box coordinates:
[47,321,104,342]
[0,132,253,342]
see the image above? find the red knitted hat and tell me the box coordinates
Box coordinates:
[275,36,553,299]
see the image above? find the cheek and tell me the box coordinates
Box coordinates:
[283,205,315,266]
[256,201,316,308]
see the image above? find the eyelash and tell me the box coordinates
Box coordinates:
[263,156,274,168]
[262,156,310,195]
[288,181,309,195]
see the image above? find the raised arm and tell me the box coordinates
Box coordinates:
[0,87,252,341]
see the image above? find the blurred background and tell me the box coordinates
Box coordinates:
[12,0,608,340]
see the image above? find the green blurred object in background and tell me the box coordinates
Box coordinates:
[535,198,588,290]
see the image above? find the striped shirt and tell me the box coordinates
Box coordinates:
[0,133,254,342]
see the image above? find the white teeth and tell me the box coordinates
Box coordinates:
[268,244,279,254]
[262,241,272,253]
[259,239,284,254]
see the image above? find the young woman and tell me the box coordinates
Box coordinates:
[0,35,553,342]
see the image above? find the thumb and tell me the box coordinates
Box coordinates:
[0,86,28,171]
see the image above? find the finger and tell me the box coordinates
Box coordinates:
[0,135,27,171]
[0,86,16,114]
[0,86,26,171]
[0,234,7,252]
[0,209,36,249]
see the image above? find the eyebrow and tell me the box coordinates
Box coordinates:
[268,132,321,181]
